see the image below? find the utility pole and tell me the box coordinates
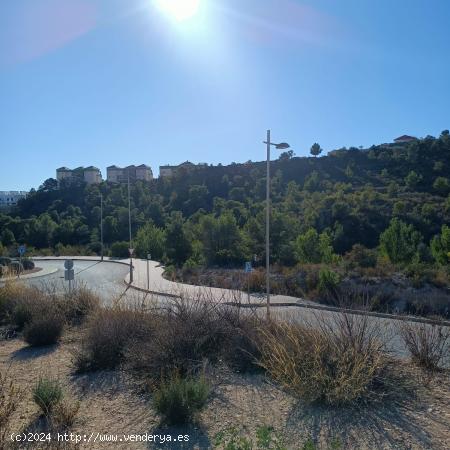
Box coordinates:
[266,130,271,320]
[128,170,133,283]
[100,193,104,261]
[263,132,290,321]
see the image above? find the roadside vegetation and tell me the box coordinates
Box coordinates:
[1,133,450,318]
[0,282,449,447]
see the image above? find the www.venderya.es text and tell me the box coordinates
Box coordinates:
[10,432,189,444]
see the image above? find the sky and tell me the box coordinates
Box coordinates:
[1,0,450,191]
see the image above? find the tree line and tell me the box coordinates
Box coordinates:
[1,131,450,270]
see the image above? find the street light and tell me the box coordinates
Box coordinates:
[263,130,290,319]
[128,170,133,283]
[100,193,104,261]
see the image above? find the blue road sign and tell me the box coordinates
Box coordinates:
[18,245,26,256]
[244,262,252,273]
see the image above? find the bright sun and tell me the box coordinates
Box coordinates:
[155,0,201,22]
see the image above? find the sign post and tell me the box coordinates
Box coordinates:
[244,261,253,303]
[129,248,134,284]
[64,259,74,292]
[147,254,151,291]
[18,245,26,277]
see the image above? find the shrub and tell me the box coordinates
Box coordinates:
[33,378,63,416]
[23,313,64,347]
[0,371,22,444]
[344,244,377,269]
[52,399,80,429]
[0,257,12,267]
[63,286,100,324]
[399,321,450,371]
[21,258,35,271]
[128,297,261,377]
[2,284,46,328]
[153,375,209,425]
[214,426,288,450]
[110,241,130,258]
[74,308,147,372]
[318,268,340,301]
[259,314,396,405]
[8,261,23,275]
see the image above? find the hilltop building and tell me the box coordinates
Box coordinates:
[56,166,102,186]
[106,165,153,183]
[394,135,417,144]
[159,161,207,178]
[0,191,28,208]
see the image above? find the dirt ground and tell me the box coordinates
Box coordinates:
[1,328,449,450]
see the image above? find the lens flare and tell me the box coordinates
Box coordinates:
[155,0,201,22]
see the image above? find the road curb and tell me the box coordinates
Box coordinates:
[224,301,450,327]
[31,257,131,267]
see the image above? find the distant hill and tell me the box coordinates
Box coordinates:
[1,131,449,265]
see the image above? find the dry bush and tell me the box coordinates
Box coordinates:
[0,283,43,327]
[153,373,210,425]
[23,313,64,347]
[399,320,450,371]
[127,295,261,378]
[0,370,23,448]
[259,313,401,406]
[74,307,151,372]
[51,399,80,429]
[61,286,100,325]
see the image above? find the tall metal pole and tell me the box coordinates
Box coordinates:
[147,254,150,290]
[100,193,104,261]
[266,129,271,320]
[128,171,133,283]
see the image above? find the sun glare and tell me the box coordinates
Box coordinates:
[155,0,201,22]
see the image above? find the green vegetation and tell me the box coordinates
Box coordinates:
[153,375,209,425]
[1,134,450,316]
[33,377,63,416]
[214,426,288,450]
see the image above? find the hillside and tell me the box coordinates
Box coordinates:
[1,132,449,259]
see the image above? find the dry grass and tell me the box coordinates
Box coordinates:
[399,320,450,371]
[0,369,23,448]
[126,296,261,378]
[73,307,151,372]
[259,313,405,406]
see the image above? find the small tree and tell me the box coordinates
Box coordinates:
[134,222,165,260]
[405,170,422,189]
[379,218,422,264]
[1,230,15,247]
[430,225,450,265]
[310,143,323,157]
[278,150,295,161]
[294,229,336,264]
[433,177,450,195]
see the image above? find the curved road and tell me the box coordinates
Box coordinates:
[26,260,129,304]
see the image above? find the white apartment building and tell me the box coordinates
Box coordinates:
[0,191,28,208]
[56,166,102,186]
[106,165,153,183]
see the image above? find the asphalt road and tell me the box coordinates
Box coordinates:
[26,260,130,304]
[22,259,449,363]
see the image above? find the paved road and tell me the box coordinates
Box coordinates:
[24,257,449,363]
[26,260,130,304]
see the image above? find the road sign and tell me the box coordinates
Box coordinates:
[64,269,74,281]
[64,259,74,270]
[18,245,26,256]
[245,262,252,273]
[129,248,134,256]
[147,253,151,260]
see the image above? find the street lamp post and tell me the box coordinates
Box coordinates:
[100,193,104,261]
[128,171,133,283]
[147,253,151,290]
[263,130,290,319]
